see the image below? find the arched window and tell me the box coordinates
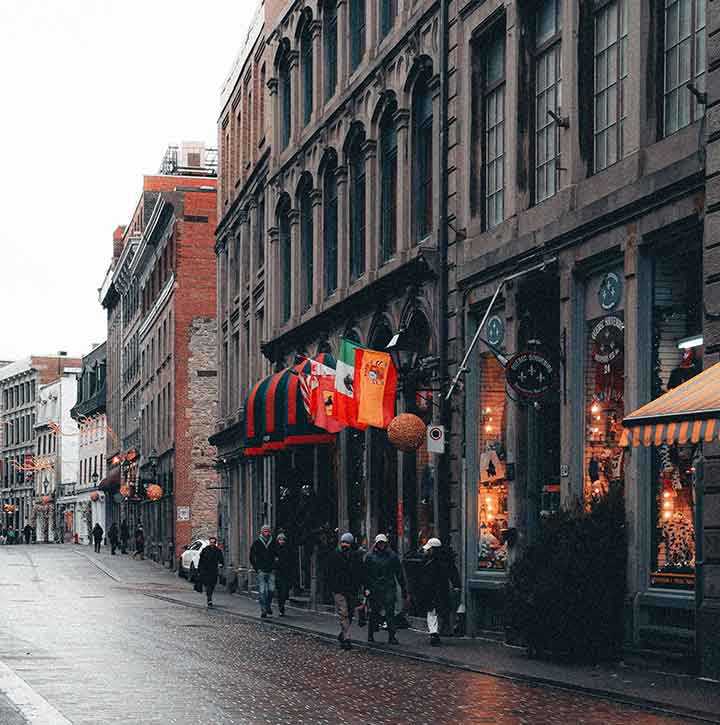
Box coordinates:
[279,56,292,149]
[380,0,396,40]
[301,22,313,127]
[299,179,314,312]
[323,159,338,296]
[350,0,366,72]
[380,108,398,264]
[413,72,433,242]
[278,199,292,322]
[348,130,366,281]
[324,1,338,100]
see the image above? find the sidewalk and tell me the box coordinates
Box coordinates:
[78,548,720,723]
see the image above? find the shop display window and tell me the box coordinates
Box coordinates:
[477,352,508,570]
[650,245,702,590]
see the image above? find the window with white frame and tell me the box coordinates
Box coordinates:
[483,30,506,229]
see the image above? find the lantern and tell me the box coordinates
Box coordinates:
[119,484,131,499]
[41,495,51,506]
[89,491,100,502]
[146,484,163,502]
[387,413,427,452]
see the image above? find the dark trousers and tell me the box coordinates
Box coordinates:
[120,539,128,554]
[94,538,102,553]
[110,539,117,555]
[276,574,290,612]
[24,532,30,545]
[205,581,216,603]
[369,590,397,635]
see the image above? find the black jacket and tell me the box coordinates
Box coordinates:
[92,525,104,541]
[364,547,407,598]
[120,523,130,542]
[326,547,364,597]
[198,545,224,585]
[274,543,295,581]
[418,547,461,615]
[108,525,119,543]
[250,537,276,573]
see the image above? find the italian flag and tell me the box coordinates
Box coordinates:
[335,338,366,429]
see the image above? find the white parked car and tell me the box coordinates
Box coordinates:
[178,539,209,581]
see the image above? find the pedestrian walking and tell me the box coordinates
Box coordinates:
[120,520,130,554]
[0,527,6,545]
[108,523,119,555]
[326,532,364,650]
[274,533,295,616]
[7,527,16,545]
[132,525,145,560]
[364,534,407,645]
[419,538,461,647]
[23,522,32,545]
[250,525,276,618]
[197,536,224,607]
[92,523,104,553]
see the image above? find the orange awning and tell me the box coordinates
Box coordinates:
[621,362,720,447]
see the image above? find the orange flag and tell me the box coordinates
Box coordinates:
[354,348,398,429]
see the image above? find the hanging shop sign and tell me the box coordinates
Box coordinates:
[598,272,622,311]
[506,351,554,400]
[427,424,446,454]
[590,315,624,403]
[486,315,505,347]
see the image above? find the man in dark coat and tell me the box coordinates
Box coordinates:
[92,523,104,553]
[132,525,145,560]
[364,534,407,645]
[120,520,130,554]
[420,538,461,647]
[108,523,119,555]
[198,537,224,607]
[274,533,295,616]
[23,522,32,545]
[250,525,276,618]
[326,532,364,650]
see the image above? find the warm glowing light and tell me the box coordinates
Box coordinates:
[591,404,601,414]
[485,425,493,433]
[485,407,492,414]
[487,513,494,521]
[664,511,672,520]
[485,497,493,505]
[663,491,671,499]
[663,501,672,510]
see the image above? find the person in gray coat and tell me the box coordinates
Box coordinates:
[364,534,407,645]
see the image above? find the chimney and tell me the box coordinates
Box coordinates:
[113,225,126,262]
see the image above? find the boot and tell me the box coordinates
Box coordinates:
[430,633,441,647]
[388,633,399,645]
[368,629,375,643]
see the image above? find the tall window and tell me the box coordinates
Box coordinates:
[349,132,366,280]
[413,74,433,242]
[299,180,314,312]
[256,192,265,268]
[301,23,314,127]
[594,0,628,172]
[380,110,398,263]
[350,0,366,72]
[324,1,338,100]
[483,31,506,229]
[323,161,339,296]
[534,0,563,203]
[380,0,396,40]
[664,0,706,136]
[280,60,292,149]
[279,201,292,322]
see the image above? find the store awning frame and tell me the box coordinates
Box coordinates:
[621,362,720,447]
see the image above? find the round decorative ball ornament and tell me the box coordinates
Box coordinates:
[146,484,163,502]
[387,413,427,452]
[89,491,100,502]
[41,495,51,505]
[119,484,131,499]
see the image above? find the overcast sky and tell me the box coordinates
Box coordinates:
[0,0,256,361]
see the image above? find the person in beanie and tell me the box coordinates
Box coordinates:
[364,533,407,645]
[198,536,224,607]
[326,532,364,650]
[274,533,295,616]
[420,538,461,646]
[92,523,104,553]
[250,525,276,618]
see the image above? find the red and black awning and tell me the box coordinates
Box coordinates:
[243,353,336,456]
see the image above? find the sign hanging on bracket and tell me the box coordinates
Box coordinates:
[427,424,446,453]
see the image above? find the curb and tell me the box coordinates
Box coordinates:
[142,592,719,724]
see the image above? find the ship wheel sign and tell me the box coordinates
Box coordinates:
[506,351,554,400]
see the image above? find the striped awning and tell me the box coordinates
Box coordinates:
[243,354,336,456]
[621,362,720,447]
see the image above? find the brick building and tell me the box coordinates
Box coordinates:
[101,146,220,564]
[0,355,81,531]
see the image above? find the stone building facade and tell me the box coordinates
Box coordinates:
[101,151,219,564]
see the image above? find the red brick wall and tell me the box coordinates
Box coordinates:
[172,188,220,555]
[30,357,82,386]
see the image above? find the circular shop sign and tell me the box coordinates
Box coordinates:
[598,271,622,311]
[486,315,505,347]
[506,351,554,399]
[590,315,624,365]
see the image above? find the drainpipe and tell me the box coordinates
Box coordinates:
[438,0,451,544]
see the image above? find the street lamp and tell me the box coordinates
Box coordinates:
[387,327,422,380]
[91,471,99,487]
[148,448,158,475]
[42,476,49,495]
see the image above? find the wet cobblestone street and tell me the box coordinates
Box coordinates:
[0,546,705,724]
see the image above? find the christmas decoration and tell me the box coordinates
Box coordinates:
[119,484,131,499]
[387,414,426,452]
[89,491,100,502]
[146,484,163,501]
[41,495,51,505]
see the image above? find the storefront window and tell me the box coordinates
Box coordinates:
[477,352,508,570]
[650,243,702,590]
